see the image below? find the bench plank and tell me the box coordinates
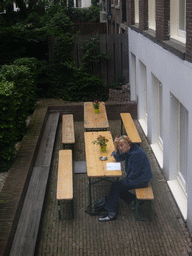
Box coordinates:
[9,113,60,255]
[57,150,73,201]
[35,113,60,167]
[10,167,50,256]
[120,113,142,144]
[135,185,154,200]
[62,115,75,144]
[135,185,154,221]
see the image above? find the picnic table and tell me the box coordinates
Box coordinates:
[84,131,122,215]
[84,102,109,131]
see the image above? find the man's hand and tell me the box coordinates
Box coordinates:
[114,135,119,152]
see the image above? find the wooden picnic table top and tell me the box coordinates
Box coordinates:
[84,102,109,130]
[84,131,122,178]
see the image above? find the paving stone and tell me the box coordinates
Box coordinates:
[35,117,192,256]
[1,91,192,256]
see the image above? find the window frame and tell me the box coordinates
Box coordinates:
[170,0,186,44]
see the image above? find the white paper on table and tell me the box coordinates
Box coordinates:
[106,162,121,171]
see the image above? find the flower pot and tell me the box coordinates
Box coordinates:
[100,145,106,152]
[94,109,99,114]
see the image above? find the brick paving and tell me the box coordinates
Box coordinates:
[1,87,192,255]
[34,91,192,255]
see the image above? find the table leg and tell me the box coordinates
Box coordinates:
[121,119,123,135]
[58,201,61,220]
[89,178,93,215]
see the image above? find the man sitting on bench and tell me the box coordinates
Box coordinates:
[98,135,153,222]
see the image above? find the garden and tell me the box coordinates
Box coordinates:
[0,0,115,172]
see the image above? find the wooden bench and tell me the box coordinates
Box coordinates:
[135,185,154,221]
[62,114,75,148]
[57,150,74,220]
[120,113,142,144]
[9,113,60,256]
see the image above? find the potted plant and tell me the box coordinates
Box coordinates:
[92,135,109,152]
[93,100,100,113]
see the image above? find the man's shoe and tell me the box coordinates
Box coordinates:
[98,212,117,222]
[131,201,145,210]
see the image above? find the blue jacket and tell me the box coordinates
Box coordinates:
[111,143,153,186]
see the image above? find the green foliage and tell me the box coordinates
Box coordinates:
[81,35,110,73]
[108,74,125,89]
[0,60,37,139]
[0,80,17,172]
[0,3,110,172]
[0,27,47,66]
[62,69,108,102]
[0,58,39,171]
[67,4,101,23]
[13,57,39,73]
[46,10,74,36]
[0,27,27,65]
[40,4,66,27]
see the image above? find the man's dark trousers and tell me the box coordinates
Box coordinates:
[105,178,149,213]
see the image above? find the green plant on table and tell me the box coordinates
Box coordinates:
[93,100,100,109]
[92,135,109,148]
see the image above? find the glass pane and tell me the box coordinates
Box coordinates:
[135,0,139,23]
[159,84,163,140]
[179,103,188,189]
[179,0,185,31]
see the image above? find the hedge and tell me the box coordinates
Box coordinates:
[0,58,38,172]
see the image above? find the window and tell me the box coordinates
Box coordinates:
[170,94,188,192]
[130,53,137,101]
[170,0,186,43]
[157,83,163,149]
[138,61,148,135]
[178,0,186,36]
[168,94,188,220]
[177,102,188,191]
[150,75,163,168]
[148,0,156,30]
[135,0,139,24]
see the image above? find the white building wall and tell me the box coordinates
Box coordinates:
[128,27,192,233]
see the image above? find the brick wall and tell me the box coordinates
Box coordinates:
[186,0,192,62]
[127,0,135,27]
[139,0,148,32]
[49,101,138,121]
[156,0,170,42]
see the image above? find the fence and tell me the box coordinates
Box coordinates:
[49,33,129,86]
[73,23,107,34]
[73,34,129,86]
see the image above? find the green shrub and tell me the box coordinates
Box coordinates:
[13,57,39,74]
[0,27,47,66]
[0,58,39,171]
[81,35,110,73]
[62,70,108,102]
[108,74,124,89]
[13,57,39,110]
[0,64,35,140]
[46,11,74,36]
[0,80,17,172]
[67,4,101,23]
